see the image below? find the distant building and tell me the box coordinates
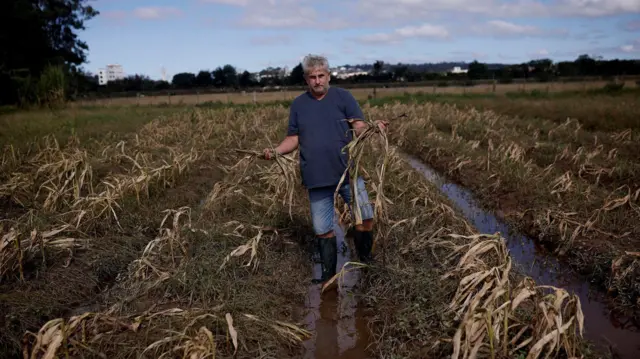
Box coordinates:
[449,66,468,74]
[330,66,369,79]
[98,64,125,85]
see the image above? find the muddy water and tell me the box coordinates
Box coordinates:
[302,225,371,359]
[404,154,640,359]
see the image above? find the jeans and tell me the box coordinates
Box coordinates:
[308,176,374,236]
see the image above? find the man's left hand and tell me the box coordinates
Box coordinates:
[374,120,389,132]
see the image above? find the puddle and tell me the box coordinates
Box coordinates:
[404,154,640,359]
[302,225,371,359]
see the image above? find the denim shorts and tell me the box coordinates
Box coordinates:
[308,176,374,236]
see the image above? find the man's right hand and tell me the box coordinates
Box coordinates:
[263,148,275,160]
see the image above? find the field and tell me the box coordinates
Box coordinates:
[1,85,637,359]
[383,89,640,308]
[75,79,635,107]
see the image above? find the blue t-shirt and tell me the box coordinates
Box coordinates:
[287,86,364,189]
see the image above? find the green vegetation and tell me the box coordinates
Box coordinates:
[0,0,99,107]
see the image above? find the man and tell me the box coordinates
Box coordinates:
[263,54,387,284]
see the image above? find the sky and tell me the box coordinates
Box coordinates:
[82,0,640,80]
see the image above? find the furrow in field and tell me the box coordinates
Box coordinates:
[367,101,640,311]
[12,105,591,359]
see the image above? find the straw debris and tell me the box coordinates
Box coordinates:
[433,233,584,359]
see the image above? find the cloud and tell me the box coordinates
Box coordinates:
[356,23,450,44]
[200,0,249,5]
[484,20,542,35]
[472,20,567,37]
[201,0,349,29]
[449,50,488,60]
[620,39,640,53]
[249,35,292,46]
[202,0,639,31]
[355,0,640,20]
[574,28,608,41]
[101,10,128,24]
[555,38,640,59]
[132,7,183,20]
[555,0,640,17]
[528,48,551,58]
[623,20,640,31]
[102,10,127,20]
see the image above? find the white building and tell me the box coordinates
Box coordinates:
[330,66,369,79]
[449,66,468,74]
[98,64,125,85]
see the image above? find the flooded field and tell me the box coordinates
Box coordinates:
[2,96,632,358]
[405,154,640,358]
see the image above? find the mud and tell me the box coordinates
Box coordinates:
[302,225,372,359]
[405,154,640,359]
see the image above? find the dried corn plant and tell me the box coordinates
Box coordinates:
[431,233,584,359]
[1,122,202,280]
[256,149,300,219]
[67,147,199,230]
[22,307,227,359]
[334,116,392,226]
[219,225,279,272]
[242,313,312,344]
[0,224,87,282]
[23,306,309,358]
[126,207,194,291]
[0,135,93,211]
[609,251,640,300]
[232,147,301,219]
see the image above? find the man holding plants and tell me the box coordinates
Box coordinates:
[263,54,388,284]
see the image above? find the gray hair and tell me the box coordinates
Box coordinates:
[302,54,329,75]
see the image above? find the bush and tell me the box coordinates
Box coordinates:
[602,82,625,93]
[37,65,66,107]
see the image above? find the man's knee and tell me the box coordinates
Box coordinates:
[318,230,335,238]
[355,218,374,232]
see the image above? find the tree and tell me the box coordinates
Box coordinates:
[528,59,554,82]
[222,64,238,87]
[467,60,488,80]
[373,60,384,76]
[195,70,213,87]
[0,0,99,105]
[238,71,258,88]
[575,54,597,76]
[393,65,409,81]
[288,63,305,85]
[172,72,196,88]
[212,65,238,88]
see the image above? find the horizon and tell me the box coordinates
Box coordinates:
[83,0,640,81]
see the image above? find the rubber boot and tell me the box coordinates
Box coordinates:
[354,230,374,264]
[311,236,322,263]
[311,236,337,284]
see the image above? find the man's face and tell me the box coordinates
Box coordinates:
[305,67,330,96]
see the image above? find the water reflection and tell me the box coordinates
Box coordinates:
[404,154,640,359]
[302,225,371,359]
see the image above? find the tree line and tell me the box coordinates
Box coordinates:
[0,0,99,107]
[83,55,640,99]
[1,1,638,106]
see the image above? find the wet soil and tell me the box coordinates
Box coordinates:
[405,154,640,359]
[302,225,372,359]
[0,165,223,358]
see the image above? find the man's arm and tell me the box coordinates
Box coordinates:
[341,89,386,137]
[263,104,300,159]
[351,120,369,137]
[274,135,299,155]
